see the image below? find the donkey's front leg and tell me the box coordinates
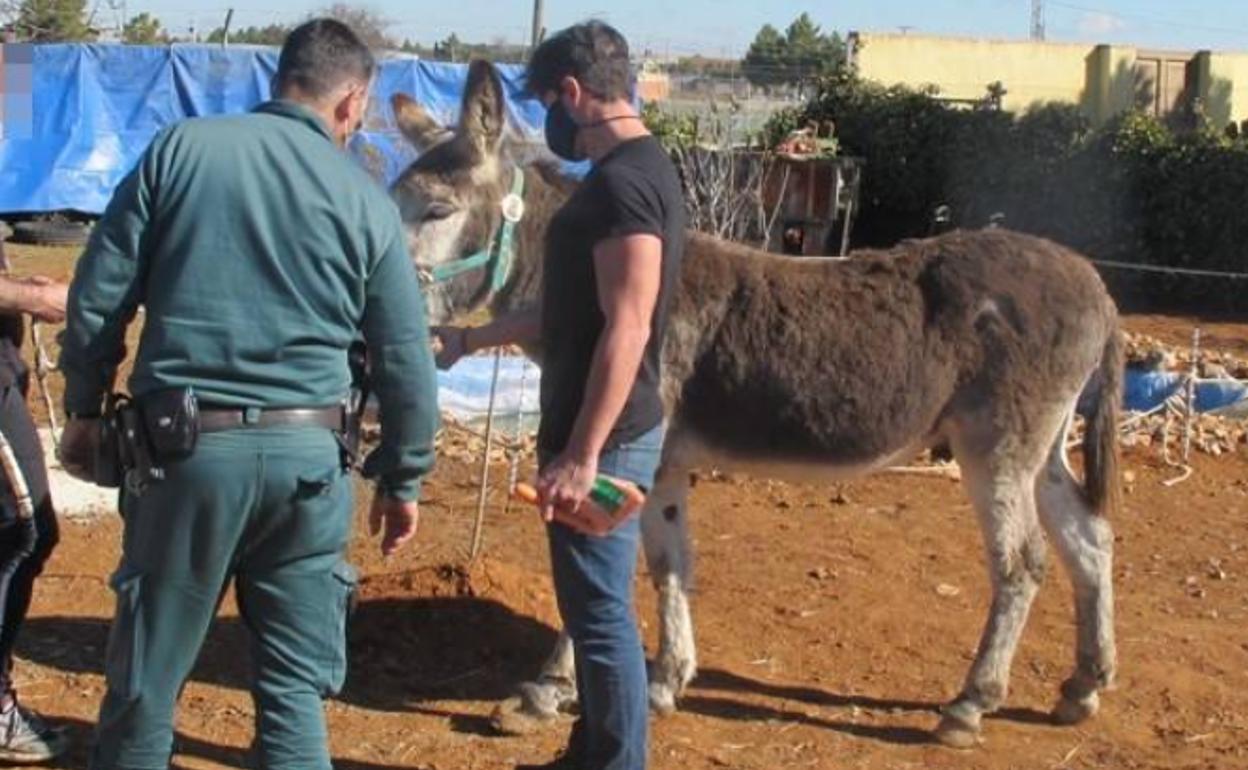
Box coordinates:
[491,626,579,733]
[521,631,579,713]
[640,466,696,715]
[491,632,578,735]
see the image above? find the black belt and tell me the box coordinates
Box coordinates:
[198,405,346,433]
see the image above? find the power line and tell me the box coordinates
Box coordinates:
[1048,1,1248,39]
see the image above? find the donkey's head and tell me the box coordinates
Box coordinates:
[391,60,547,325]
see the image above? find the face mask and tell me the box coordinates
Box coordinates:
[544,101,583,162]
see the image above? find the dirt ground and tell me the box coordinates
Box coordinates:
[5,243,1248,770]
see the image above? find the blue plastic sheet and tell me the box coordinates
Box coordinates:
[1122,369,1248,413]
[438,354,540,431]
[1,43,548,214]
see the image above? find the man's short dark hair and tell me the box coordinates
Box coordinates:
[526,21,633,101]
[275,18,375,100]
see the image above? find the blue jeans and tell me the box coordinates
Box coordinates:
[542,423,664,770]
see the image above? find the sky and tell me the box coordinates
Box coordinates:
[115,0,1248,56]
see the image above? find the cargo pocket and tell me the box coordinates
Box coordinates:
[105,568,146,701]
[320,560,358,697]
[294,466,346,502]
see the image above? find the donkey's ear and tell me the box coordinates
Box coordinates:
[459,59,506,154]
[392,93,452,152]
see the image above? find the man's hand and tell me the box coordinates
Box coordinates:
[368,493,419,556]
[430,325,469,370]
[0,275,69,323]
[21,276,68,323]
[537,452,616,536]
[60,417,99,483]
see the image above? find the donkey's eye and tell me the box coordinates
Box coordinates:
[424,202,456,222]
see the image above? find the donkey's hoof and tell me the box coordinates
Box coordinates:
[1052,691,1100,726]
[648,682,678,716]
[934,711,983,750]
[491,695,562,736]
[938,708,983,748]
[490,681,571,736]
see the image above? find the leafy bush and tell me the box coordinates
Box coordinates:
[785,73,1248,312]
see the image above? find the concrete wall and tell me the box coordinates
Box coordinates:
[851,32,1248,127]
[637,71,671,102]
[1204,52,1248,127]
[852,33,1090,113]
[1084,44,1140,125]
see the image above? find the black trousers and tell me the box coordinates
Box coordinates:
[0,379,59,689]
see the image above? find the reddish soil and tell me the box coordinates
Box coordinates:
[23,441,1248,770]
[7,243,1248,769]
[1122,314,1248,358]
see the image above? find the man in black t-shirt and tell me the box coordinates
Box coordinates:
[535,89,685,467]
[433,21,683,770]
[0,239,70,762]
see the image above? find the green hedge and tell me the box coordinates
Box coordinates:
[770,73,1248,313]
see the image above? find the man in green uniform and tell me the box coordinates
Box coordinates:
[57,19,438,770]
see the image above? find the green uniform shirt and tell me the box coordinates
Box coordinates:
[60,100,437,500]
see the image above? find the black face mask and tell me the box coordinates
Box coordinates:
[544,101,583,161]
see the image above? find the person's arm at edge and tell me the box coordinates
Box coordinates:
[360,209,440,555]
[58,140,162,416]
[536,233,662,523]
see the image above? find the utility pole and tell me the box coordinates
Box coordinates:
[221,8,233,46]
[106,0,125,39]
[1031,0,1045,41]
[530,0,544,49]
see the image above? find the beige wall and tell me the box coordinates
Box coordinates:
[1084,45,1139,125]
[852,32,1248,127]
[1205,52,1248,126]
[852,33,1090,112]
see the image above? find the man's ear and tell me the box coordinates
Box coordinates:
[558,75,583,108]
[332,87,355,124]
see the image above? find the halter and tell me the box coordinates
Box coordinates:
[419,168,526,293]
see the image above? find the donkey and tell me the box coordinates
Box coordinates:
[389,61,1122,748]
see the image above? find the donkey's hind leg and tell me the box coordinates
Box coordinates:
[936,436,1050,748]
[1036,424,1116,725]
[640,465,696,715]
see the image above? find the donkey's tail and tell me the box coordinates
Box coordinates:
[1083,328,1123,516]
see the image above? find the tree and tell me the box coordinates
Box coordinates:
[743,23,784,83]
[312,3,394,49]
[205,23,291,46]
[123,11,166,44]
[399,37,430,56]
[669,55,738,77]
[11,0,93,41]
[426,32,525,63]
[433,32,462,61]
[742,13,845,89]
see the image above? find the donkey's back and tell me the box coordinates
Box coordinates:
[663,229,1119,479]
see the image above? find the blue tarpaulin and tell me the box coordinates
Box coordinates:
[1122,369,1248,414]
[0,43,548,215]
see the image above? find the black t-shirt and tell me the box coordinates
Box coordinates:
[538,135,686,455]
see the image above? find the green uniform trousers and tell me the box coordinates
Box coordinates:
[91,427,356,770]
